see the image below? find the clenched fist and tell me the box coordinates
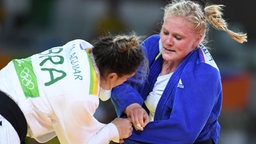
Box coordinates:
[111,118,133,139]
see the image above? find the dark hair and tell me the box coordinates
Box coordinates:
[92,34,144,78]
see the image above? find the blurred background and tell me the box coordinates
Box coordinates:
[0,0,255,144]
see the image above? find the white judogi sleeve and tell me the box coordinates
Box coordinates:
[49,93,119,144]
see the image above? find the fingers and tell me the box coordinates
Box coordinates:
[129,111,142,131]
[136,113,145,131]
[128,119,133,135]
[125,104,150,131]
[130,124,133,134]
[135,112,148,131]
[135,123,144,131]
[131,111,148,131]
[142,112,150,126]
[112,118,134,139]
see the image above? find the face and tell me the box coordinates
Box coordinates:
[160,15,202,65]
[100,72,135,90]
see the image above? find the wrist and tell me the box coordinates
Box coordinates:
[125,103,142,115]
[108,123,120,142]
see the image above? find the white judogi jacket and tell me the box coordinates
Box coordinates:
[0,40,119,144]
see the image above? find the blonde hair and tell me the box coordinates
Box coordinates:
[163,0,247,44]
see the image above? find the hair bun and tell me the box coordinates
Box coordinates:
[113,35,140,52]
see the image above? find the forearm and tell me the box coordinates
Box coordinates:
[111,84,144,117]
[87,123,119,144]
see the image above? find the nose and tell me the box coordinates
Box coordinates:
[166,35,174,46]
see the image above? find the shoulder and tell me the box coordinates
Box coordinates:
[196,45,219,71]
[142,34,160,46]
[63,39,93,50]
[142,34,161,59]
[194,46,221,84]
[181,56,221,94]
[183,45,221,82]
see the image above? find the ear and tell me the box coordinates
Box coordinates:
[107,73,118,81]
[106,72,118,89]
[193,33,203,48]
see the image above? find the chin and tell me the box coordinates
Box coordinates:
[162,54,173,61]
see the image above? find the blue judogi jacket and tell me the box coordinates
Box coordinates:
[111,34,222,144]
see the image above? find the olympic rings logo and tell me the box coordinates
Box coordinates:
[20,67,35,90]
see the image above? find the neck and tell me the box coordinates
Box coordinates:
[160,60,177,75]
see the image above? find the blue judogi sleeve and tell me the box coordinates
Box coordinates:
[111,34,160,117]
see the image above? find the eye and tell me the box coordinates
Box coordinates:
[162,30,169,36]
[174,35,182,40]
